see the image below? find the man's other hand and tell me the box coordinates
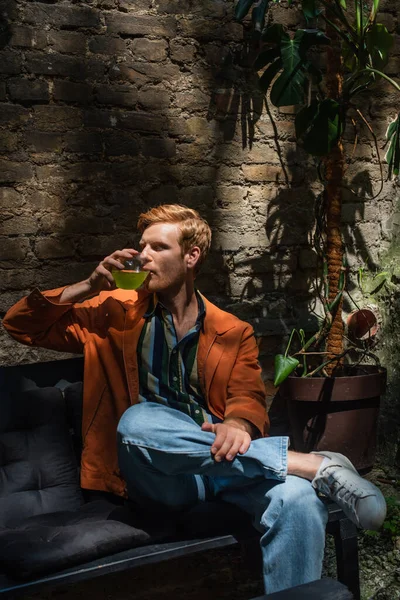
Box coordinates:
[201,418,252,462]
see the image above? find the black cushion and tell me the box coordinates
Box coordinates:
[0,385,83,527]
[0,501,156,580]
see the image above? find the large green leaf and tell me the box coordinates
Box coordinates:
[385,114,400,179]
[270,34,305,106]
[274,355,300,386]
[365,23,394,71]
[234,0,256,21]
[252,0,269,33]
[259,58,283,92]
[295,99,341,156]
[254,47,280,71]
[269,29,330,107]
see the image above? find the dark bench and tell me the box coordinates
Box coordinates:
[0,357,360,599]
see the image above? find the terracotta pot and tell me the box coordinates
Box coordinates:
[279,365,386,473]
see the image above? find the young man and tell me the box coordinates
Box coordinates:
[3,204,386,594]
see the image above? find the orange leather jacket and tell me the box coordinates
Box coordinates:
[3,287,268,497]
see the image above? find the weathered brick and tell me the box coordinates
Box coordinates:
[104,133,139,156]
[64,132,103,154]
[0,104,30,128]
[25,132,62,152]
[0,161,33,183]
[0,52,22,75]
[83,108,119,129]
[10,26,47,49]
[118,0,155,10]
[155,0,227,17]
[0,188,23,210]
[0,237,30,260]
[118,112,164,132]
[29,191,64,212]
[0,132,18,153]
[170,41,196,63]
[1,269,37,290]
[0,214,37,235]
[179,19,242,42]
[386,55,400,76]
[22,4,101,29]
[25,54,106,82]
[138,87,171,110]
[53,80,93,105]
[142,138,176,158]
[215,186,246,207]
[77,234,126,257]
[37,163,110,184]
[110,61,180,85]
[105,14,177,37]
[48,31,87,54]
[33,106,83,131]
[89,36,126,55]
[242,164,303,183]
[186,117,215,140]
[146,185,179,205]
[95,84,138,107]
[8,78,49,104]
[131,38,168,62]
[175,90,209,112]
[168,165,217,185]
[35,237,75,259]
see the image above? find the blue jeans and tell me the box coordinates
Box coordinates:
[117,402,328,594]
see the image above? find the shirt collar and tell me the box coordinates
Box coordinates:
[144,290,206,326]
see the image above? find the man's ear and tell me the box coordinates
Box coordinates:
[186,246,201,270]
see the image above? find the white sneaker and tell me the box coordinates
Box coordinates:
[311,451,387,531]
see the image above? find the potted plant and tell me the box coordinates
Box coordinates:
[233,0,400,470]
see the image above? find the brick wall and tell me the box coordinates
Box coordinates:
[0,1,399,407]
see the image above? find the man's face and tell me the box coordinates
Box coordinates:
[139,222,192,294]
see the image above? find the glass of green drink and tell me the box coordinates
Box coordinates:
[112,255,149,290]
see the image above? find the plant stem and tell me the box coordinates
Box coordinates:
[324,0,345,375]
[364,67,400,92]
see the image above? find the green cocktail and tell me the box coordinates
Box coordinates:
[112,269,149,290]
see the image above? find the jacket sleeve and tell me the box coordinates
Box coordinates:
[224,324,269,437]
[2,287,106,354]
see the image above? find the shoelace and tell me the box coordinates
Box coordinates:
[321,472,361,525]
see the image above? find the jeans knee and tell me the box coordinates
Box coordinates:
[262,477,328,532]
[117,403,152,443]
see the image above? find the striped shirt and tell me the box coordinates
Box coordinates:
[137,291,211,425]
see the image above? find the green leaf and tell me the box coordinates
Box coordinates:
[339,0,347,8]
[370,0,380,22]
[274,355,300,386]
[261,23,286,44]
[385,114,400,179]
[269,30,330,107]
[234,0,256,21]
[301,0,320,21]
[252,0,269,33]
[270,36,305,106]
[259,58,283,92]
[297,29,330,55]
[365,23,394,71]
[254,47,280,71]
[295,99,341,156]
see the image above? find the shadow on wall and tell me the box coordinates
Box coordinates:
[0,1,241,329]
